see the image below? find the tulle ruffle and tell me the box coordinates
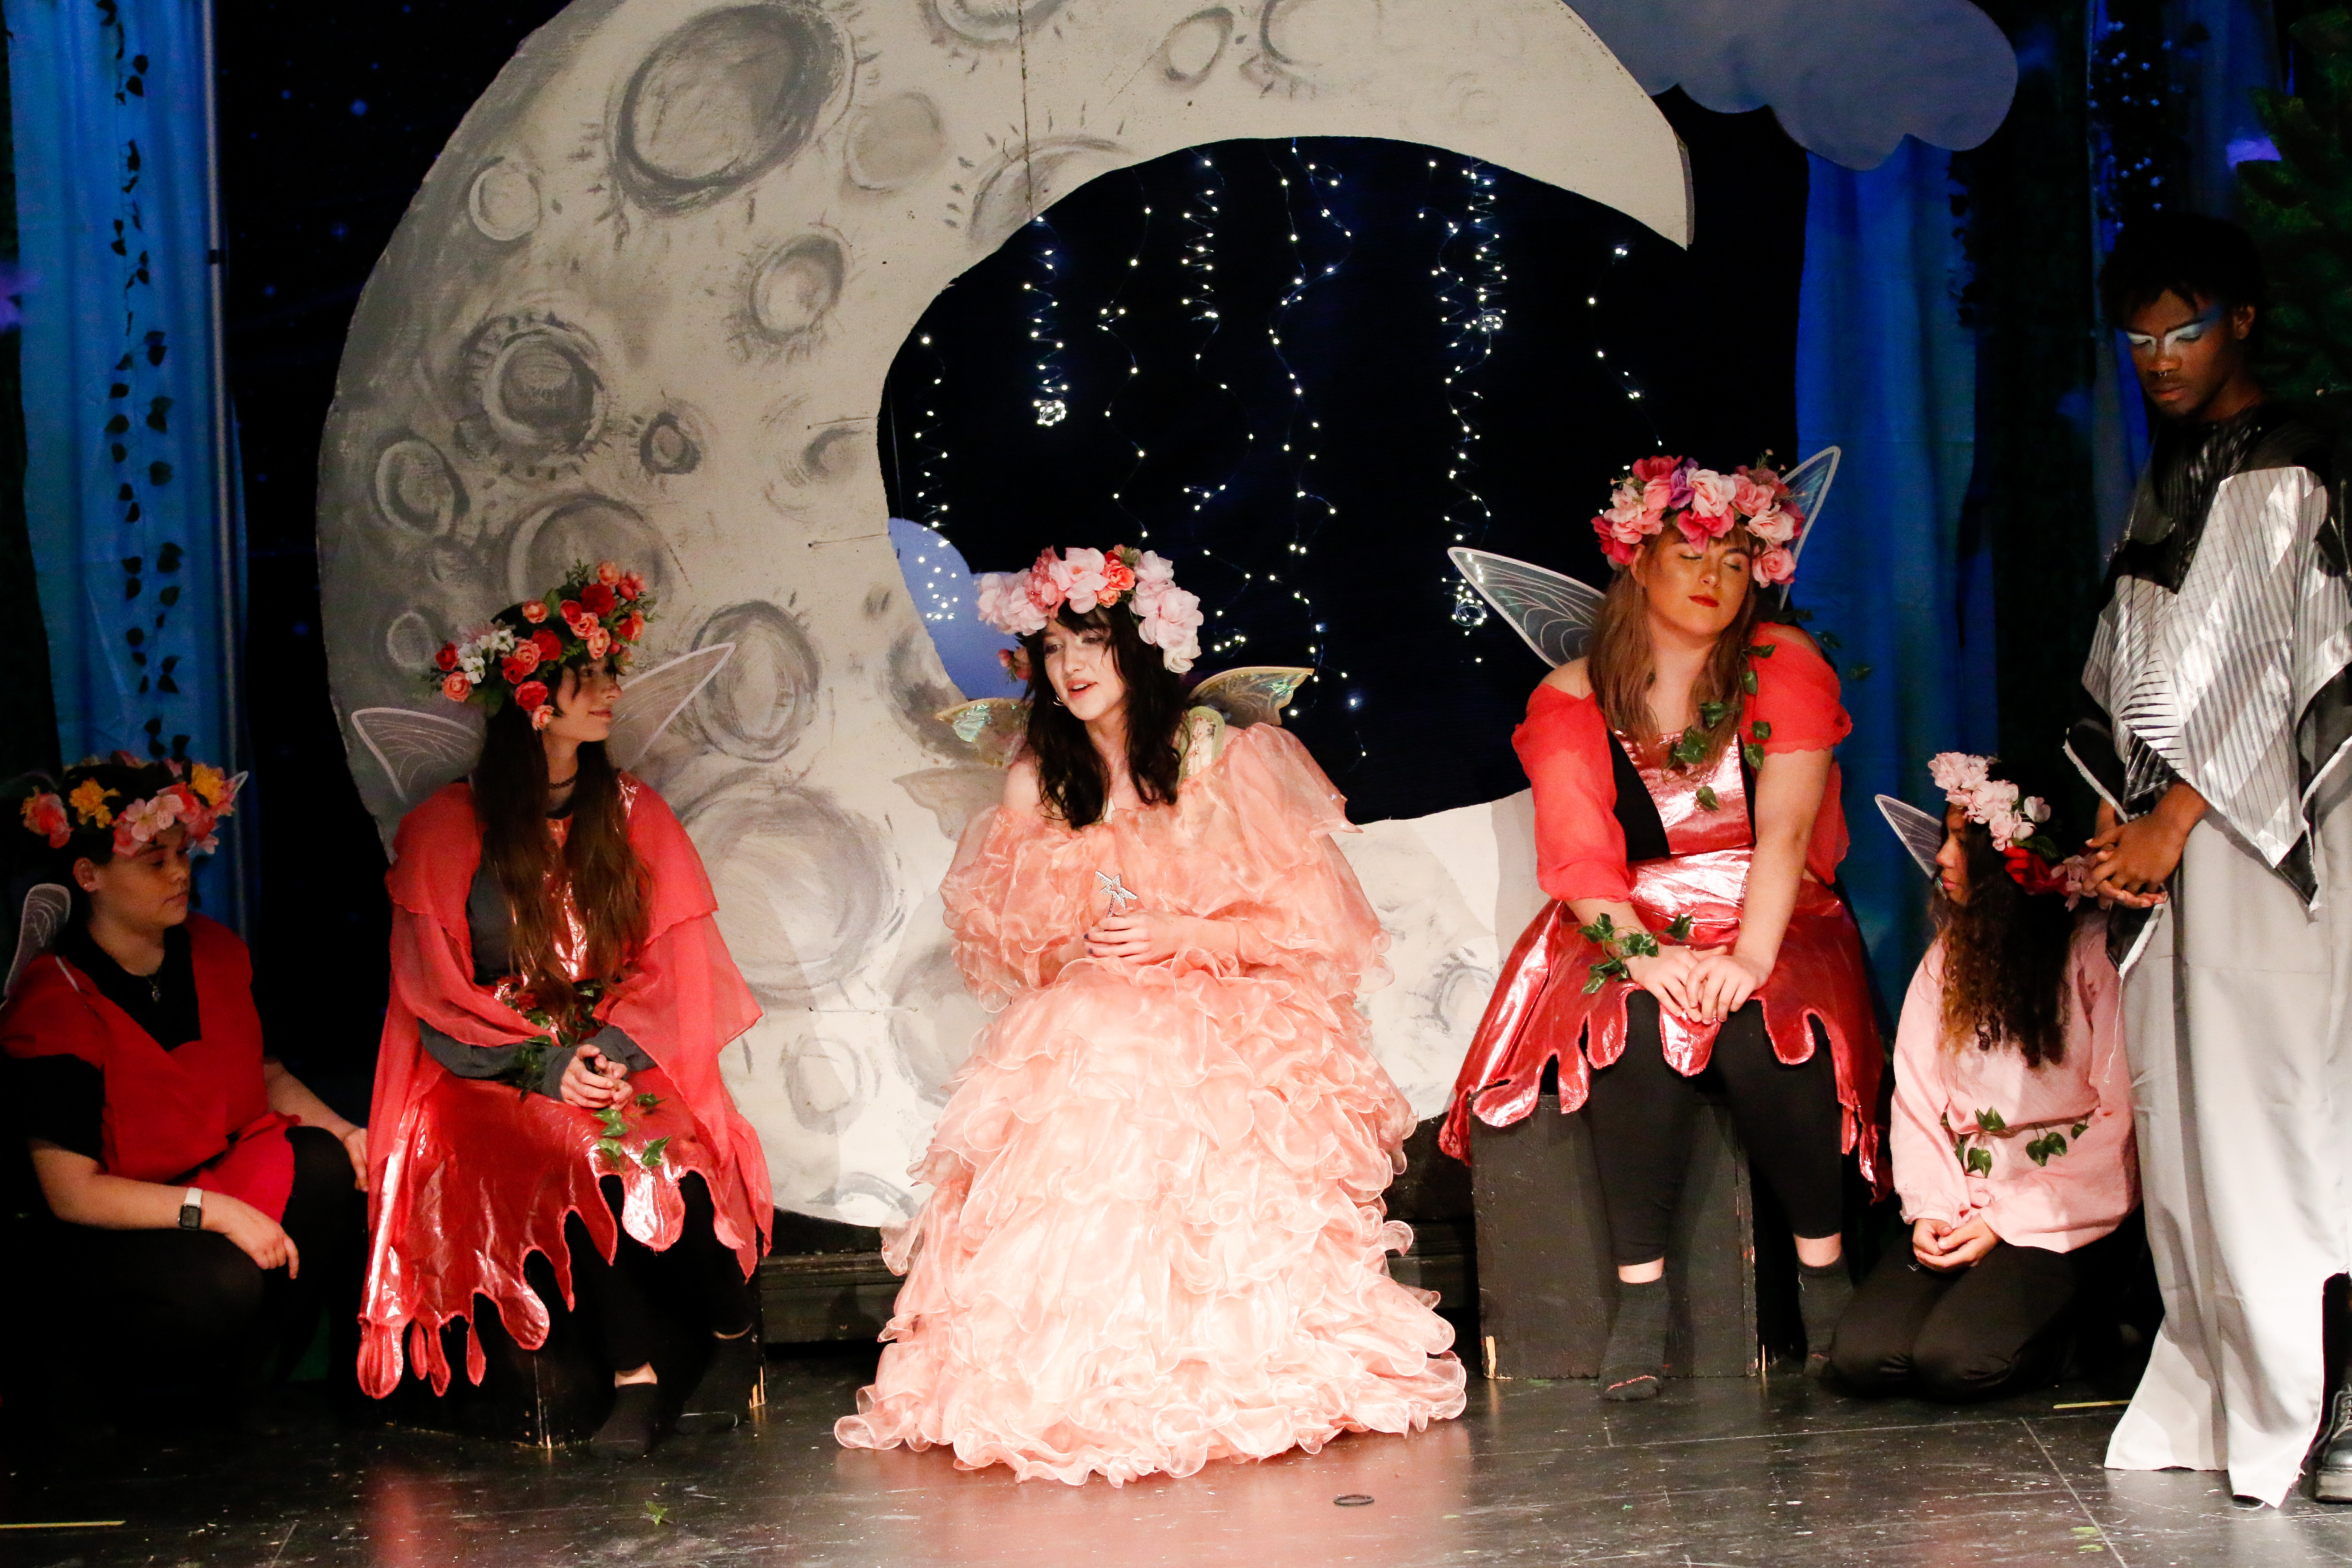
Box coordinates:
[839,726,1463,1483]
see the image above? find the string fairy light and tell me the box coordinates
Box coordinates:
[900,331,952,523]
[1424,159,1508,638]
[1024,219,1071,426]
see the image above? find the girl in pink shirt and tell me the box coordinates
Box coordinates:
[1829,756,2142,1401]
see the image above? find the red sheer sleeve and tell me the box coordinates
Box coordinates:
[1514,683,1632,905]
[1745,622,1853,882]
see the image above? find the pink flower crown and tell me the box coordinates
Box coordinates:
[1927,752,2092,905]
[423,560,653,731]
[1591,455,1806,585]
[18,753,246,858]
[974,545,1204,675]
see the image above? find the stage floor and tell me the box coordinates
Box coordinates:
[7,1348,2352,1567]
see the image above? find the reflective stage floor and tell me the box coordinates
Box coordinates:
[8,1347,2352,1567]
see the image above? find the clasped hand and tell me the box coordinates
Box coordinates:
[1912,1216,1997,1273]
[1626,945,1769,1025]
[2080,800,2180,908]
[1084,910,1222,964]
[560,1044,631,1109]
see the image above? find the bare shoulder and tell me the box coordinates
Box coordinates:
[1760,621,1823,658]
[1001,753,1044,814]
[1540,658,1593,699]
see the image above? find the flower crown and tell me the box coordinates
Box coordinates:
[1592,455,1806,585]
[974,546,1204,675]
[18,753,245,858]
[1927,752,2091,904]
[425,560,653,730]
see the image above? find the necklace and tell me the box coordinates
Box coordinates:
[547,772,578,788]
[143,973,162,1005]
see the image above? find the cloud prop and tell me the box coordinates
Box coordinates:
[1573,0,2017,170]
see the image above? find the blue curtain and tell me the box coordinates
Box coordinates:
[8,0,246,924]
[1795,140,1990,1000]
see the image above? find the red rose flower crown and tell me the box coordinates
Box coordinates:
[424,560,654,731]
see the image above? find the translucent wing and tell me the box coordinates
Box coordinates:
[1191,666,1312,728]
[351,705,483,805]
[609,643,735,771]
[935,698,1030,769]
[6,882,70,1002]
[1449,548,1606,668]
[1875,794,1946,880]
[1781,446,1841,577]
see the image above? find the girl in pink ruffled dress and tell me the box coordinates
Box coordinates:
[835,546,1466,1485]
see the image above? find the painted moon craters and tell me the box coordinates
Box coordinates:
[919,0,1068,50]
[373,436,467,535]
[383,609,442,670]
[615,4,846,213]
[686,600,819,761]
[966,135,1126,250]
[844,92,947,191]
[457,315,605,466]
[745,233,846,346]
[1158,9,1234,87]
[639,410,702,475]
[781,1035,873,1135]
[467,159,543,242]
[798,423,867,484]
[506,494,670,601]
[688,782,897,1004]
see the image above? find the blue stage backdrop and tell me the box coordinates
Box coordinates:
[8,0,247,924]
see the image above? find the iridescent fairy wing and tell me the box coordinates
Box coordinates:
[1780,446,1841,577]
[6,882,70,1002]
[1875,794,1946,880]
[350,705,483,806]
[1448,548,1606,668]
[608,643,735,771]
[1190,666,1312,729]
[935,698,1031,769]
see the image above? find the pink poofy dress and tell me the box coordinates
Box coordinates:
[835,720,1467,1484]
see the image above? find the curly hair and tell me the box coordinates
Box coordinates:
[1932,779,2080,1067]
[1018,602,1186,829]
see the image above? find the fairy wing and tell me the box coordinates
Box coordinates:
[1875,794,1946,880]
[1780,446,1841,576]
[935,698,1031,769]
[1448,548,1606,668]
[351,705,484,806]
[6,882,70,1002]
[1191,666,1312,729]
[608,643,736,772]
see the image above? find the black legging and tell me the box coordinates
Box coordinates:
[565,1173,754,1372]
[1830,1213,2145,1401]
[1584,992,1845,1266]
[48,1125,367,1395]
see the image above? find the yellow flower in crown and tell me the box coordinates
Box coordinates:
[189,762,230,808]
[68,778,118,828]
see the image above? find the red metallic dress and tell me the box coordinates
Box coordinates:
[1439,623,1885,1188]
[358,775,771,1398]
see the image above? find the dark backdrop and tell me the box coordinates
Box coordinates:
[213,4,1806,1103]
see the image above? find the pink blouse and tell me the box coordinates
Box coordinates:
[1890,918,2136,1254]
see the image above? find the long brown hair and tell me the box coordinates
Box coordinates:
[1585,529,1764,769]
[1933,775,2077,1067]
[472,678,651,1014]
[1020,603,1186,828]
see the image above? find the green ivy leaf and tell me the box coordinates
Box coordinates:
[1698,701,1730,728]
[635,1093,662,1110]
[2072,1122,2089,1138]
[1740,667,1759,695]
[1581,967,1611,995]
[1620,929,1660,959]
[1695,785,1719,812]
[594,1138,629,1165]
[1977,1106,2007,1132]
[1665,914,1695,942]
[1746,643,1777,658]
[1742,741,1765,770]
[1750,720,1773,742]
[639,1136,672,1171]
[1848,664,1874,682]
[1966,1146,1993,1177]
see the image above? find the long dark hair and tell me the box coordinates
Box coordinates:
[472,669,650,1014]
[1586,527,1765,768]
[1933,764,2078,1068]
[1019,603,1185,828]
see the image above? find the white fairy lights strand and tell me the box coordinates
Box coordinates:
[1425,159,1506,640]
[905,332,951,522]
[1024,220,1072,426]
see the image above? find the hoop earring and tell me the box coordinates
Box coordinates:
[1050,694,1065,707]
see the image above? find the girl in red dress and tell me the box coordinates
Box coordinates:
[362,563,770,1458]
[1444,457,1883,1400]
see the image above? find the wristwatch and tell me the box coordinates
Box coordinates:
[178,1186,205,1232]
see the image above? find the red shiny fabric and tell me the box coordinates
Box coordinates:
[0,915,295,1220]
[359,777,771,1400]
[1442,634,1884,1192]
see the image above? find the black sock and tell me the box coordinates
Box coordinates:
[1601,1277,1670,1402]
[676,1331,762,1433]
[1798,1259,1853,1374]
[591,1381,663,1459]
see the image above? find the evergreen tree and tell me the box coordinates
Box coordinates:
[2239,6,2352,398]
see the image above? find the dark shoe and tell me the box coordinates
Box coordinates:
[1798,1259,1854,1381]
[675,1332,762,1435]
[2315,1386,2352,1501]
[590,1382,663,1460]
[1601,1277,1669,1403]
